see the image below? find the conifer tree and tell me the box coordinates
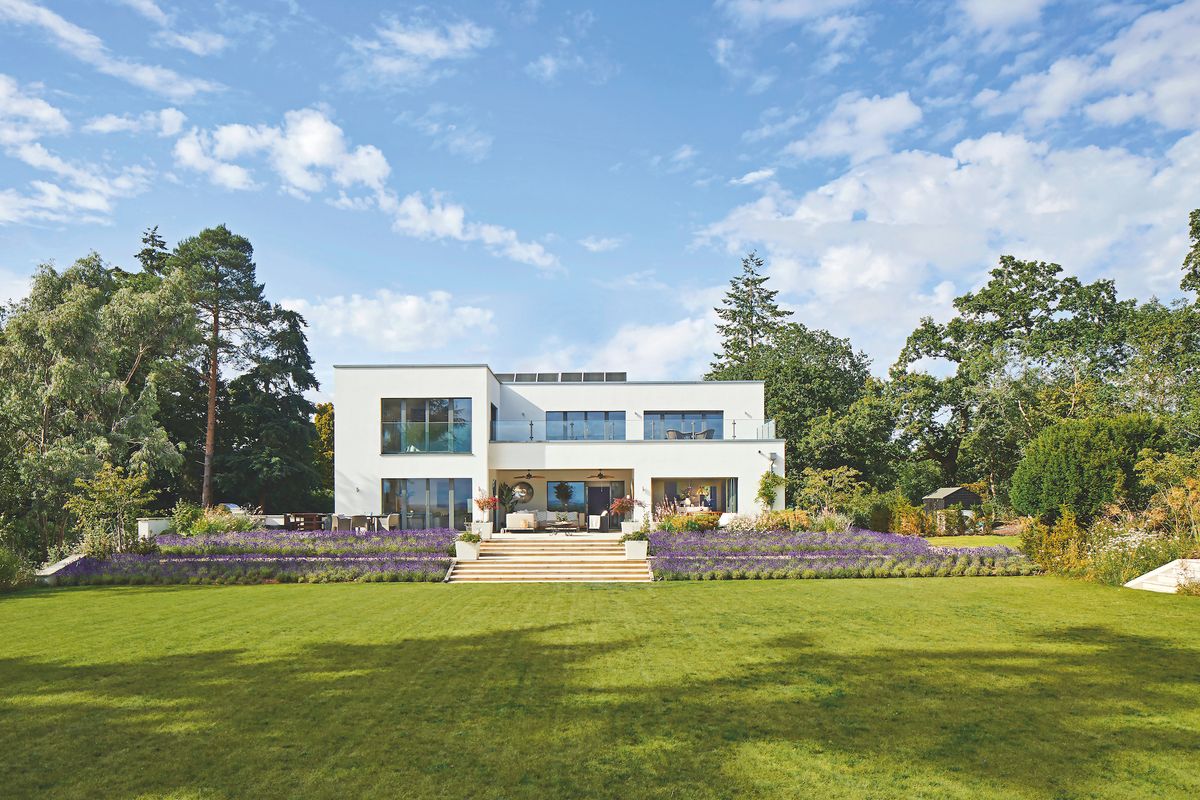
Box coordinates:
[708,251,791,378]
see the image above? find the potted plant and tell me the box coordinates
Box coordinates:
[620,529,649,560]
[455,531,482,560]
[610,495,646,536]
[473,491,499,540]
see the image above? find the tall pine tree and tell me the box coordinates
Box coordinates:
[708,251,792,379]
[167,225,272,507]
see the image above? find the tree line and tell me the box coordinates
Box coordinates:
[708,210,1200,529]
[0,225,335,563]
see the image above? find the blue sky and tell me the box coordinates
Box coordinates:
[1,0,1198,393]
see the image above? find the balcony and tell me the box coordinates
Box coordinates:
[489,418,777,442]
[491,419,625,443]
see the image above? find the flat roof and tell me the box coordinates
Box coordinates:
[332,363,764,385]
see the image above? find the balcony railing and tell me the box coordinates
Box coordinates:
[491,419,626,442]
[489,419,777,442]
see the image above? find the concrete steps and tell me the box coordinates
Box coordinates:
[1124,559,1200,593]
[448,539,652,583]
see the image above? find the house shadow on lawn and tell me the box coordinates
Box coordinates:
[1,621,1198,798]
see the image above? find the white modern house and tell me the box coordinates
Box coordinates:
[333,365,785,531]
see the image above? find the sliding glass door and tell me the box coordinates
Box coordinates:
[381,478,471,530]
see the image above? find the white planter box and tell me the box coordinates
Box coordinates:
[624,540,648,560]
[471,521,493,541]
[620,521,642,536]
[455,541,480,561]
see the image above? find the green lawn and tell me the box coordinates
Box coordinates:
[928,534,1021,548]
[2,579,1198,799]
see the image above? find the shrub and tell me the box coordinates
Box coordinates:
[1010,414,1164,523]
[657,512,721,532]
[722,514,760,532]
[65,463,156,554]
[1019,509,1086,573]
[811,510,851,533]
[0,544,33,592]
[756,471,785,508]
[890,502,934,536]
[170,499,204,536]
[619,530,648,542]
[458,531,482,543]
[756,509,810,531]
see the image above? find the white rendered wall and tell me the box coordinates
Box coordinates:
[334,365,784,517]
[334,365,492,515]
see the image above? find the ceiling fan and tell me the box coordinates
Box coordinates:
[587,469,615,479]
[512,470,545,480]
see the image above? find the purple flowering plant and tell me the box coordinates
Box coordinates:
[648,529,1034,580]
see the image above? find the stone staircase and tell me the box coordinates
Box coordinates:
[447,538,652,583]
[1123,559,1200,593]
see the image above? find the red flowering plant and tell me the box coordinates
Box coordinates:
[609,496,645,516]
[474,491,500,513]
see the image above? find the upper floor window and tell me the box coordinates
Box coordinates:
[546,411,626,441]
[382,398,471,454]
[644,411,724,440]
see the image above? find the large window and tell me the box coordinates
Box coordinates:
[546,411,626,440]
[381,478,471,530]
[382,398,471,453]
[643,411,724,440]
[546,480,586,512]
[651,478,738,513]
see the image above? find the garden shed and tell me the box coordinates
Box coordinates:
[922,486,982,513]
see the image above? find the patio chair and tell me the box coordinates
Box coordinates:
[350,514,368,532]
[385,513,400,530]
[335,516,352,532]
[665,429,683,440]
[695,428,715,439]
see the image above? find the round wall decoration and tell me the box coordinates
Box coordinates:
[513,481,534,503]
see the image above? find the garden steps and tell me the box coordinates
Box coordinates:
[448,539,651,583]
[1123,559,1200,594]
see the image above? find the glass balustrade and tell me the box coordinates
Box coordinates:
[489,418,777,442]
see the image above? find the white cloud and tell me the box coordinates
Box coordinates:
[348,14,493,87]
[712,37,776,93]
[718,0,859,28]
[0,0,220,100]
[958,0,1051,31]
[406,104,492,162]
[742,107,806,143]
[579,235,623,252]
[701,131,1200,369]
[282,290,494,353]
[380,190,559,271]
[0,73,69,146]
[524,13,616,85]
[730,168,776,185]
[785,91,922,163]
[976,1,1200,129]
[526,316,718,380]
[173,108,390,196]
[671,144,698,164]
[155,29,228,56]
[0,73,148,225]
[115,0,168,26]
[83,108,185,136]
[173,106,557,270]
[114,0,229,55]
